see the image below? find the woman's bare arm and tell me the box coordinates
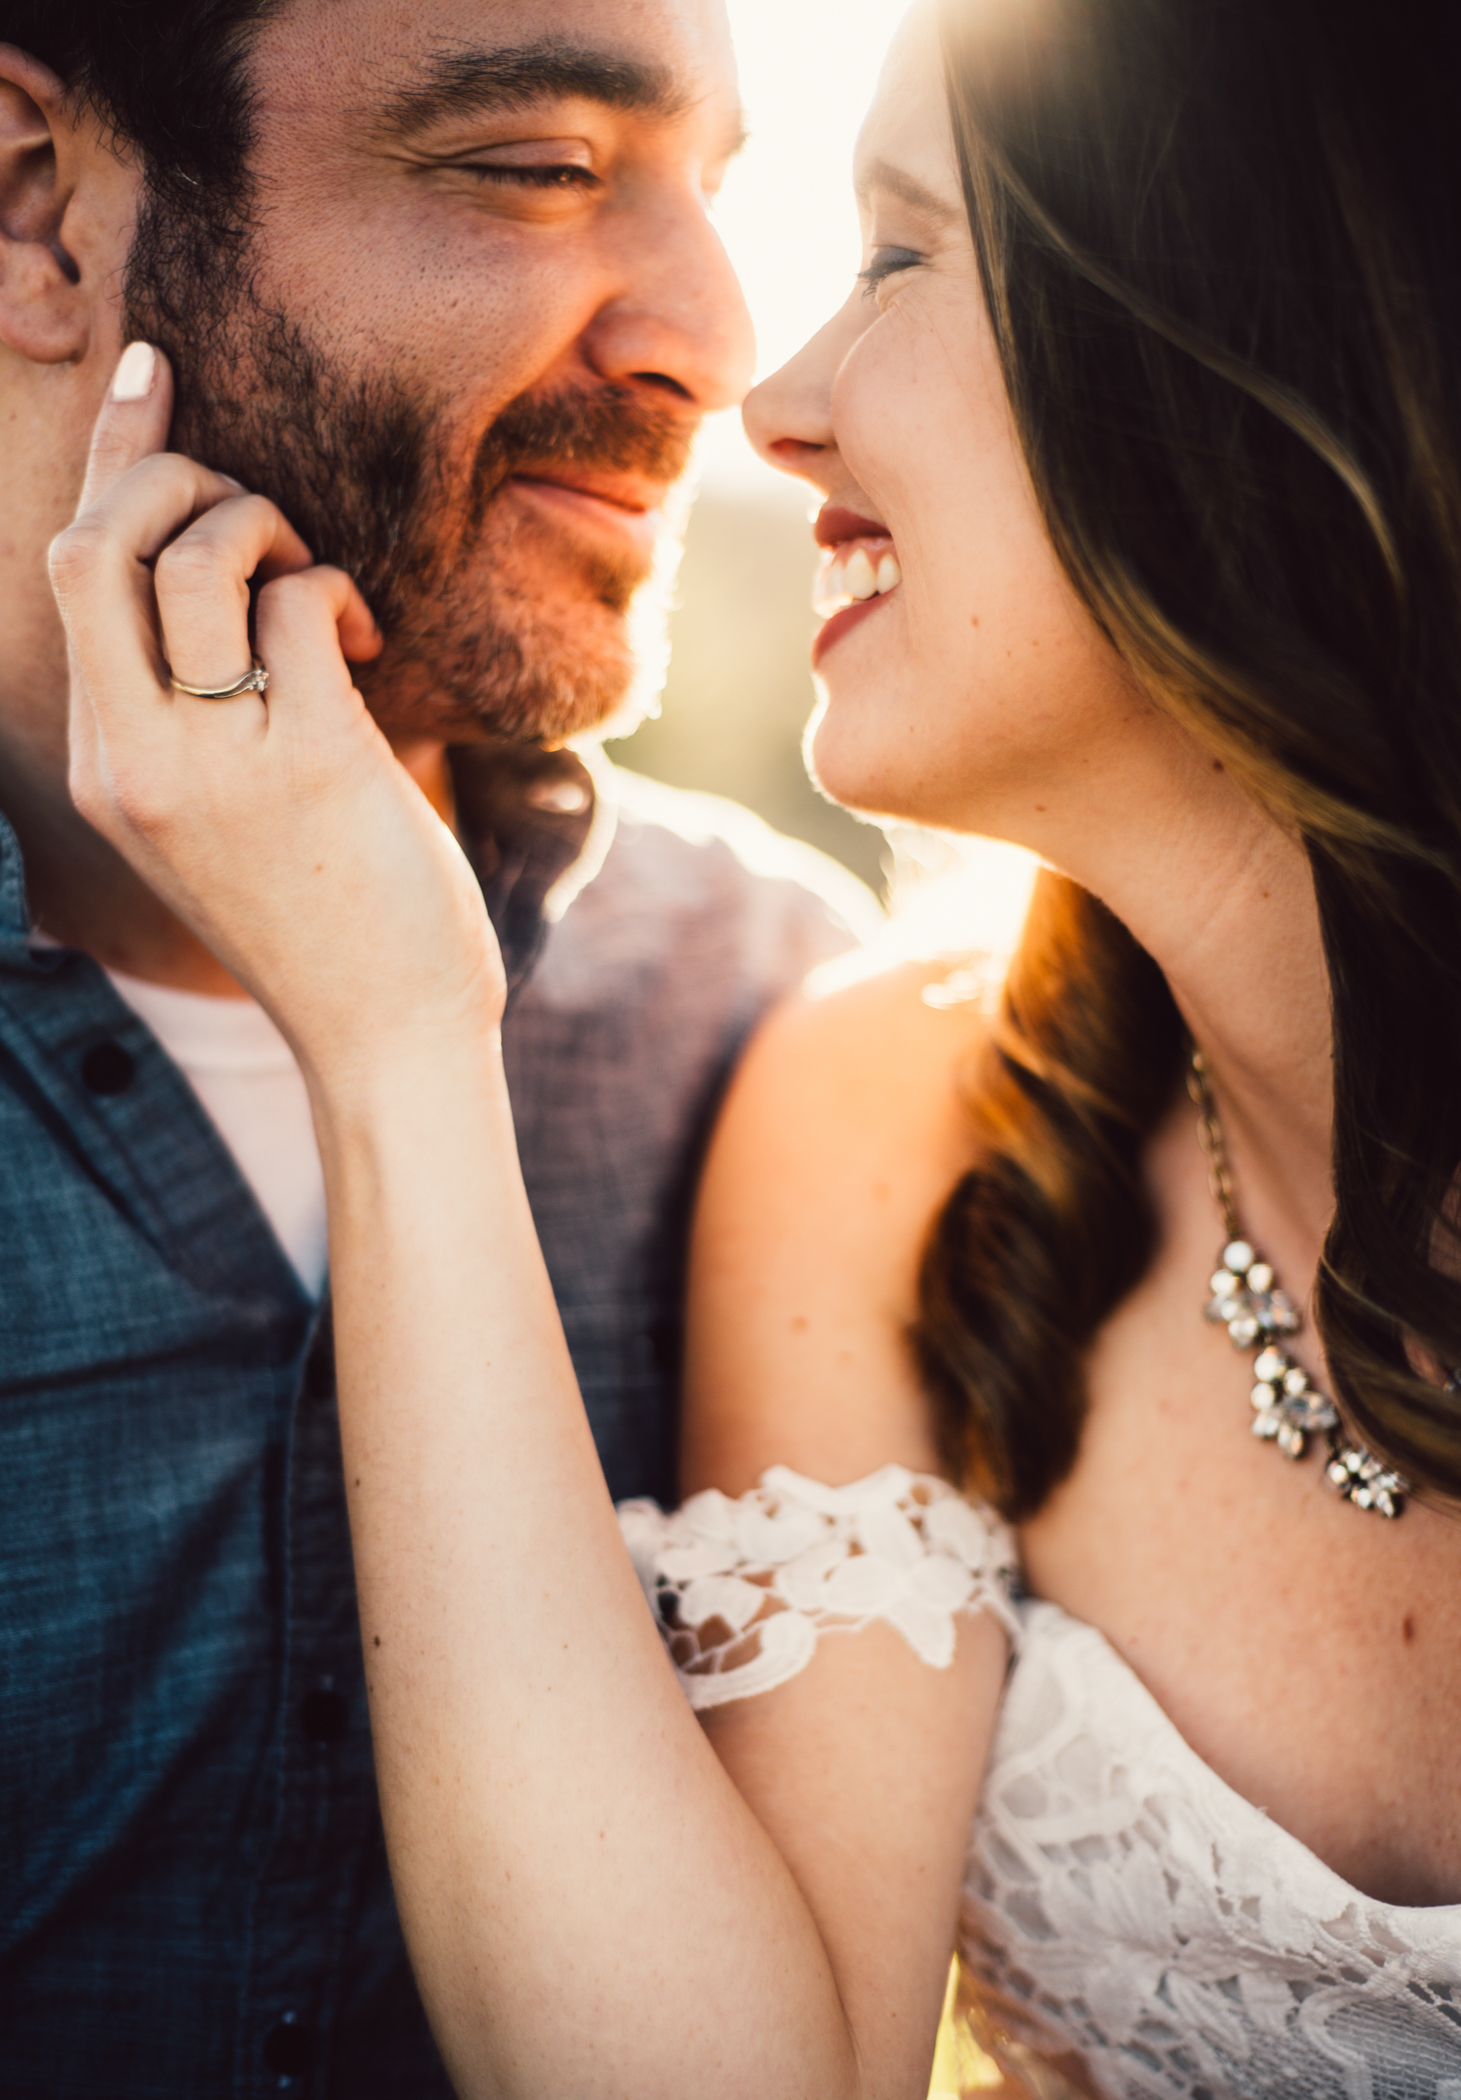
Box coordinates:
[54,357,1009,2100]
[318,964,1005,2099]
[683,965,1004,2077]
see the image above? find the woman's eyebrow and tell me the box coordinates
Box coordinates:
[855,157,963,227]
[376,38,704,136]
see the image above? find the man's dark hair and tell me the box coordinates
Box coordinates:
[3,1,281,200]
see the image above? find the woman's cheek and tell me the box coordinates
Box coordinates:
[806,600,963,825]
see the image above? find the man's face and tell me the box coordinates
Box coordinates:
[123,0,753,743]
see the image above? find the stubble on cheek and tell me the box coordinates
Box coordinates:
[360,487,647,743]
[121,186,682,746]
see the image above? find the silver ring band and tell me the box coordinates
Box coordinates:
[167,655,270,701]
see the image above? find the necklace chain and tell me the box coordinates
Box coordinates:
[1187,1047,1410,1520]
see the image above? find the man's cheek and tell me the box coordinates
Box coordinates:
[361,257,594,440]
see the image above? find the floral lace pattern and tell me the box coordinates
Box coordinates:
[624,1470,1461,2098]
[962,1601,1461,2099]
[618,1464,1021,1710]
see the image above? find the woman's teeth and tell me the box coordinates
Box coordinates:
[813,539,902,618]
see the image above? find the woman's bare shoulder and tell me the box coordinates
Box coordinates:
[681,958,993,1494]
[712,955,992,1199]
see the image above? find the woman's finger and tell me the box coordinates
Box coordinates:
[51,455,299,676]
[76,451,313,579]
[52,458,322,733]
[254,563,383,721]
[77,342,174,514]
[79,346,304,579]
[154,494,353,698]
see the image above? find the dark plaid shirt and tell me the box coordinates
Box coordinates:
[0,745,861,2099]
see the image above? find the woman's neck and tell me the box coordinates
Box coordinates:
[1028,722,1335,1282]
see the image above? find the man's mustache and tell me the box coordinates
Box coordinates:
[466,383,697,535]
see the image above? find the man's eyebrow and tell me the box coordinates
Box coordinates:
[377,39,701,135]
[855,157,963,226]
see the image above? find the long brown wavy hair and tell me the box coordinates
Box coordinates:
[914,0,1461,1518]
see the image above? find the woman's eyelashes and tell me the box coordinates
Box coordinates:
[858,245,925,295]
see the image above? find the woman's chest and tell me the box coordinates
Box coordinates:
[1019,1257,1461,1907]
[960,1596,1461,2100]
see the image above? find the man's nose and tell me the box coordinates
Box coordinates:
[581,203,756,414]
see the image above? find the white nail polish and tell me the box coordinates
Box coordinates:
[111,342,156,403]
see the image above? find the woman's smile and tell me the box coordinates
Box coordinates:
[811,504,903,662]
[742,4,1134,835]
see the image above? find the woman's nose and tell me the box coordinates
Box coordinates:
[742,290,867,486]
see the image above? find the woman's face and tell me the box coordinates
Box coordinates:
[743,5,1141,841]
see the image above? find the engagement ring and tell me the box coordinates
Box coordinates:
[167,655,270,701]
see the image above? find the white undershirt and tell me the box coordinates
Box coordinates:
[105,968,328,1296]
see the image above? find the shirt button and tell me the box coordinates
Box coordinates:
[300,1686,349,1743]
[81,1040,136,1095]
[263,2013,316,2079]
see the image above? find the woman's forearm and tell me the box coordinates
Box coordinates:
[313,1037,861,2100]
[46,334,993,2100]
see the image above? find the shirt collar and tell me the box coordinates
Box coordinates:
[448,737,599,999]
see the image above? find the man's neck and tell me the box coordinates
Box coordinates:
[390,737,457,829]
[5,726,454,1000]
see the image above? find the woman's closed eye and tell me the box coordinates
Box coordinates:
[858,246,925,295]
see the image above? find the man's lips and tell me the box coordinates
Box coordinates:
[515,464,663,512]
[507,469,666,557]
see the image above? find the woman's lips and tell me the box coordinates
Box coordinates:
[814,505,889,546]
[812,592,891,666]
[811,514,903,665]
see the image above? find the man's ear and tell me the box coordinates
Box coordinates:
[0,44,129,366]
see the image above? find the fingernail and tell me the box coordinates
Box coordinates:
[111,342,157,403]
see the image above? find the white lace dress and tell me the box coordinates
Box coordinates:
[619,1466,1461,2100]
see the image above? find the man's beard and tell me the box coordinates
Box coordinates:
[121,184,695,742]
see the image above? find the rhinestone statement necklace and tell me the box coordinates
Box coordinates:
[1187,1048,1410,1519]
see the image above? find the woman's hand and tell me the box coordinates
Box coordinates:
[47,352,1002,2100]
[48,341,505,1102]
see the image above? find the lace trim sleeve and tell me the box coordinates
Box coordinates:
[618,1465,1021,1712]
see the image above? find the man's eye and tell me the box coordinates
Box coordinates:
[467,163,599,190]
[858,247,924,294]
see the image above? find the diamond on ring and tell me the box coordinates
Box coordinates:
[167,655,270,701]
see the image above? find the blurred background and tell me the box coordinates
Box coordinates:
[606,0,912,897]
[608,15,1023,2086]
[608,0,1039,961]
